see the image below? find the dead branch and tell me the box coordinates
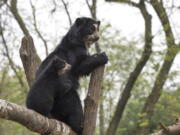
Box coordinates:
[151,119,180,135]
[0,99,77,135]
[83,66,105,135]
[19,36,41,87]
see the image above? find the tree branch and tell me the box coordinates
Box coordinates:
[151,119,180,135]
[105,0,139,8]
[0,21,26,89]
[30,0,49,56]
[61,0,72,26]
[0,99,77,135]
[10,0,41,87]
[10,0,29,37]
[135,1,179,134]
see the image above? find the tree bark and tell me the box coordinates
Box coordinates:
[135,1,179,134]
[20,36,41,87]
[105,1,152,135]
[0,99,77,135]
[99,96,105,135]
[82,66,105,135]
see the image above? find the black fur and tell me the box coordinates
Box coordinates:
[26,17,108,134]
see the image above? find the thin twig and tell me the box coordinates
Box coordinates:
[61,0,72,26]
[30,0,49,56]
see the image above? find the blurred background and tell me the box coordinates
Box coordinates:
[0,0,180,135]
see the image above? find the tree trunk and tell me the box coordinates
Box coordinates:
[135,1,178,134]
[99,95,105,135]
[83,66,105,135]
[105,1,152,135]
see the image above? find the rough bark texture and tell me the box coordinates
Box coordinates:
[20,36,41,87]
[82,66,105,135]
[99,98,105,135]
[151,119,180,135]
[105,1,152,135]
[0,99,77,135]
[135,0,178,134]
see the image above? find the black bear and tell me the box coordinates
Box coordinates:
[26,17,108,134]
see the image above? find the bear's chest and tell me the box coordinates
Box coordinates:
[67,48,88,66]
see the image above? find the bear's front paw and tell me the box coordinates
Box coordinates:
[97,52,108,65]
[53,56,66,70]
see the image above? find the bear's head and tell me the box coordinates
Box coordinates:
[68,17,100,49]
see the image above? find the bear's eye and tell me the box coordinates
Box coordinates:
[89,25,96,34]
[91,25,96,31]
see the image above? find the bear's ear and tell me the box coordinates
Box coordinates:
[75,18,85,26]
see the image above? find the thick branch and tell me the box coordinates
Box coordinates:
[105,1,152,135]
[150,0,175,47]
[151,119,180,135]
[0,99,77,135]
[19,36,41,87]
[83,66,105,135]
